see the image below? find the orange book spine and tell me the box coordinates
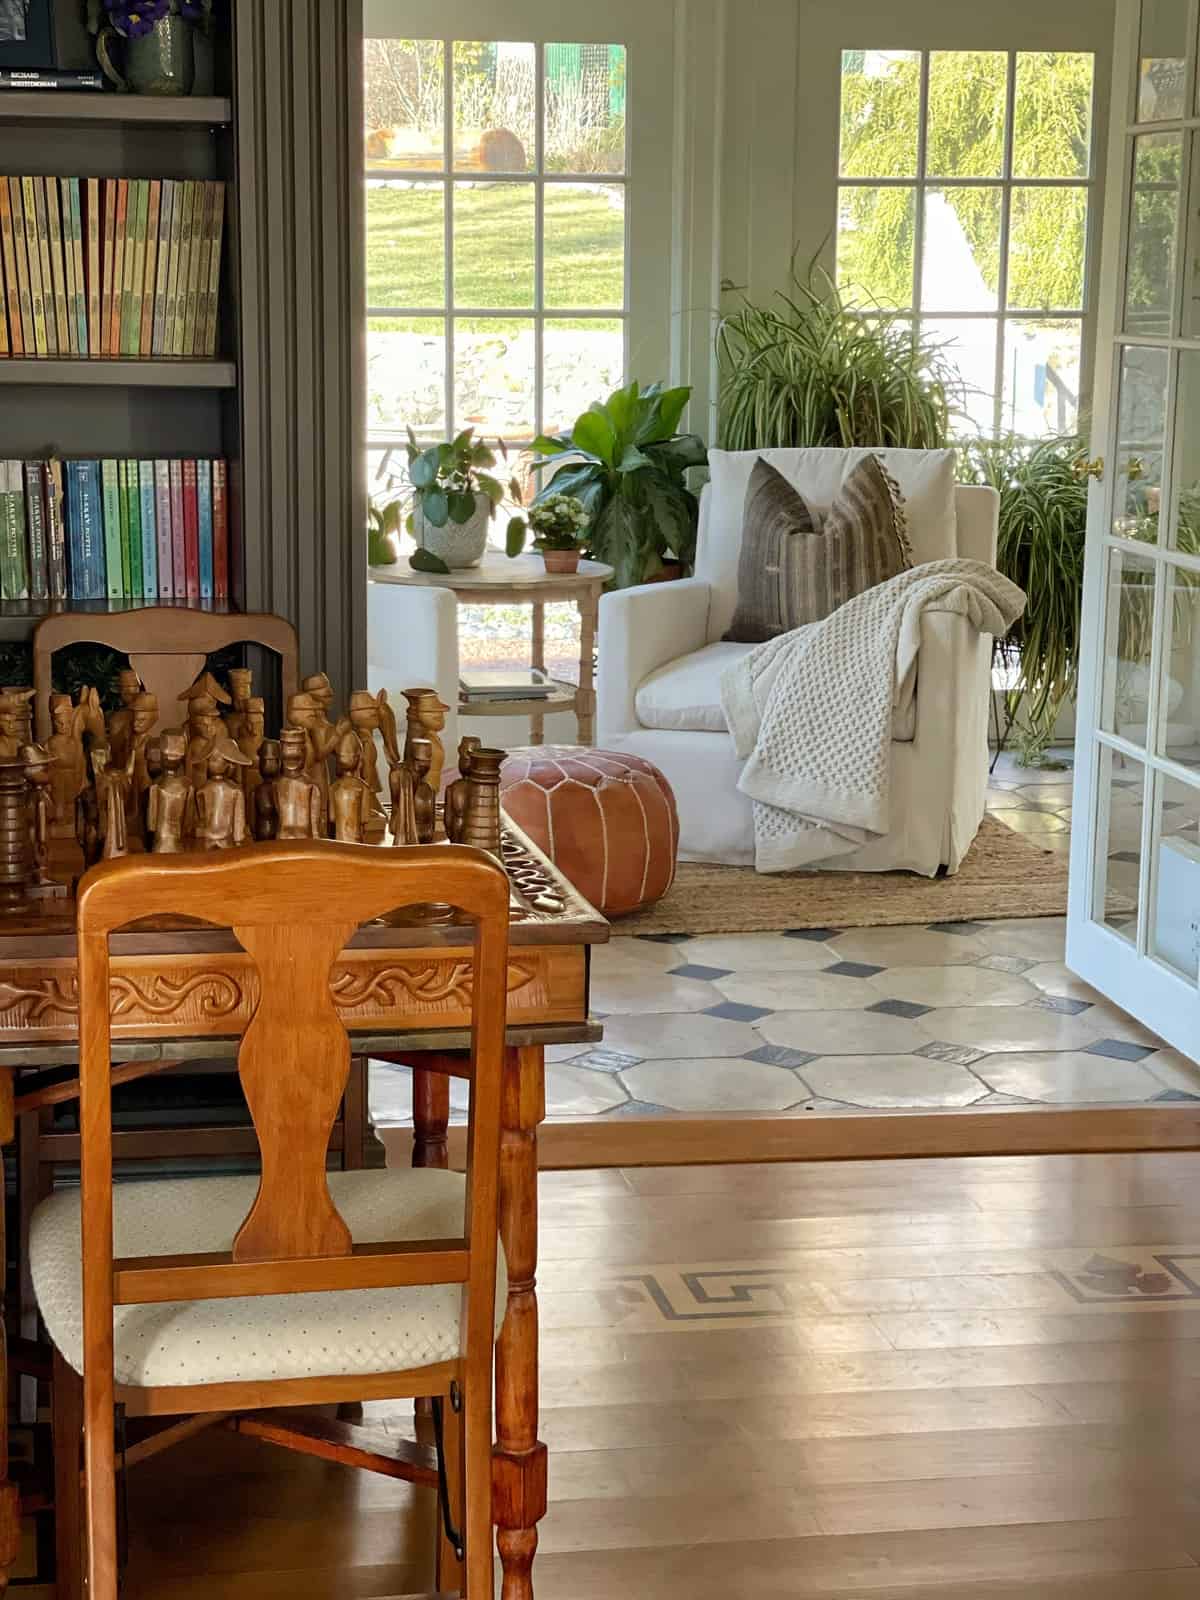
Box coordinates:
[107,178,127,357]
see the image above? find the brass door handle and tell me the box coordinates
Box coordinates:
[1072,453,1105,482]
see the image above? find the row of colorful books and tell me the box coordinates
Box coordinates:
[0,176,225,360]
[0,458,230,604]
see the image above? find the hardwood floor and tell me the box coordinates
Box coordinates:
[22,1152,1200,1597]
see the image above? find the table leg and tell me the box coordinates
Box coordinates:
[493,1044,547,1600]
[412,1066,450,1170]
[531,602,546,747]
[576,587,597,746]
[0,1085,23,1593]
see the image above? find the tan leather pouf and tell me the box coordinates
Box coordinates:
[499,745,679,917]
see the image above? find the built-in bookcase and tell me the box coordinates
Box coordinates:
[0,4,241,644]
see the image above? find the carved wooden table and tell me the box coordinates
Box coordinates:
[0,824,606,1598]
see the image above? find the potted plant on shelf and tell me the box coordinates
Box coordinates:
[506,493,590,574]
[520,381,707,589]
[405,427,519,573]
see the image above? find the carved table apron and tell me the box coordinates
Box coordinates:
[0,824,606,1598]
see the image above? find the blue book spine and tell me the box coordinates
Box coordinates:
[197,457,213,600]
[138,460,157,599]
[81,460,104,599]
[66,462,85,600]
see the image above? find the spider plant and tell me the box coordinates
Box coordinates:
[716,267,954,450]
[959,434,1088,767]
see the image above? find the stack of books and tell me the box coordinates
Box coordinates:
[459,668,560,703]
[0,457,229,605]
[0,176,225,359]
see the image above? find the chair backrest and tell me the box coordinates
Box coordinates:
[74,842,509,1364]
[32,608,300,741]
[695,446,995,642]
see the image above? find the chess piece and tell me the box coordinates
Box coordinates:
[345,690,388,799]
[0,761,34,904]
[106,668,143,769]
[194,736,252,850]
[302,671,335,715]
[141,732,164,840]
[444,736,482,843]
[74,775,101,869]
[0,688,36,762]
[272,727,323,840]
[178,670,232,714]
[408,738,437,844]
[236,696,266,801]
[146,729,196,853]
[388,757,419,846]
[401,686,448,793]
[21,743,62,890]
[223,667,254,742]
[329,729,373,843]
[93,745,134,860]
[183,694,224,792]
[125,691,159,821]
[459,746,505,857]
[252,739,282,841]
[76,686,107,758]
[47,692,88,835]
[285,690,336,825]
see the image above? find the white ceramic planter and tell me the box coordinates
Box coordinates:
[413,492,491,569]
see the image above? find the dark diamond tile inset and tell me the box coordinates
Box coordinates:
[574,1049,642,1074]
[636,932,691,944]
[1031,995,1092,1016]
[1154,1089,1200,1103]
[917,1040,986,1066]
[928,920,989,936]
[1085,1038,1157,1062]
[608,1099,670,1116]
[669,962,733,981]
[785,927,841,941]
[746,1043,817,1069]
[978,954,1037,975]
[867,998,934,1019]
[824,960,885,978]
[705,1000,772,1023]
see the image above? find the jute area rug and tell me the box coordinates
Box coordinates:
[618,816,1069,937]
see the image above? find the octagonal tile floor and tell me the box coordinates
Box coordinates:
[368,757,1200,1126]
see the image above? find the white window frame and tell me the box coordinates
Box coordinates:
[836,48,1099,436]
[366,37,630,448]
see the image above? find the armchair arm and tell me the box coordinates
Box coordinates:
[912,607,993,869]
[597,576,712,740]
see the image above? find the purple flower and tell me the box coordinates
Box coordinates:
[103,0,175,36]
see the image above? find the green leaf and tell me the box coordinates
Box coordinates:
[537,463,607,514]
[529,433,572,457]
[410,449,439,489]
[617,444,655,474]
[642,384,691,442]
[642,476,698,569]
[469,442,496,467]
[421,488,449,527]
[447,491,476,524]
[505,516,528,557]
[572,408,619,467]
[476,473,504,505]
[603,381,642,447]
[381,500,402,535]
[644,434,708,479]
[409,548,451,575]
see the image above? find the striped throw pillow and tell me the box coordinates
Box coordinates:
[724,454,912,643]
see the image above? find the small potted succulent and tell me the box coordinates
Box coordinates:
[405,427,518,573]
[506,493,590,574]
[88,0,214,96]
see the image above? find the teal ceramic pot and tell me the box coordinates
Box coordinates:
[97,13,196,97]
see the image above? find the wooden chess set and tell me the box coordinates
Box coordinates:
[0,670,559,915]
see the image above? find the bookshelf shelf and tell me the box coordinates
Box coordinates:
[0,595,240,645]
[0,360,236,389]
[0,93,232,128]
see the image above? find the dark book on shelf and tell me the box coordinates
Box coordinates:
[22,459,46,598]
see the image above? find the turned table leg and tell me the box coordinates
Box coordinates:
[530,602,546,747]
[412,1066,450,1170]
[493,1044,547,1600]
[0,1083,22,1593]
[576,586,598,746]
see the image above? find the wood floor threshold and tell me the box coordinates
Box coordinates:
[438,1106,1200,1170]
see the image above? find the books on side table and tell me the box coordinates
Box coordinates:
[460,667,561,703]
[0,456,229,605]
[0,174,225,359]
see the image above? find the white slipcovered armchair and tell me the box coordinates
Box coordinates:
[596,447,1001,875]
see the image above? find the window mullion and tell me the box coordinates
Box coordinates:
[994,50,1018,434]
[913,51,929,315]
[534,41,546,438]
[443,39,455,435]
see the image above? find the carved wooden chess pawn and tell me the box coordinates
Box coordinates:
[236,696,266,801]
[0,688,36,762]
[401,686,448,793]
[302,670,335,718]
[141,733,164,842]
[181,692,225,793]
[50,693,89,840]
[92,745,134,860]
[20,743,59,888]
[444,735,482,843]
[459,746,505,857]
[273,727,323,840]
[125,691,159,822]
[146,729,196,854]
[329,729,373,844]
[388,753,418,847]
[285,690,335,826]
[106,668,142,769]
[408,738,437,844]
[223,667,254,742]
[194,737,253,850]
[252,739,281,841]
[0,760,35,904]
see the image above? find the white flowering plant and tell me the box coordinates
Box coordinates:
[507,493,590,554]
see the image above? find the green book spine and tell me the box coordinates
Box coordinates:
[101,457,123,600]
[123,458,142,597]
[0,461,29,602]
[118,459,131,597]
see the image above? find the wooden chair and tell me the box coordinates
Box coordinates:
[29,841,510,1600]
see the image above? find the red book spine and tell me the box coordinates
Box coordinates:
[211,458,228,603]
[182,458,199,602]
[154,458,172,599]
[169,457,185,598]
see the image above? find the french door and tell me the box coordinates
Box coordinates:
[1067,0,1200,1059]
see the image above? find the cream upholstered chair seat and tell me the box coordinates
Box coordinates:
[31,1168,507,1388]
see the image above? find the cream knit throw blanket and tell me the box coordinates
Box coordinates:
[719,559,1026,873]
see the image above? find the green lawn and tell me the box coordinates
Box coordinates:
[365,180,624,321]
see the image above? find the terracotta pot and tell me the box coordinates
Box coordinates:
[540,549,581,574]
[647,561,683,584]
